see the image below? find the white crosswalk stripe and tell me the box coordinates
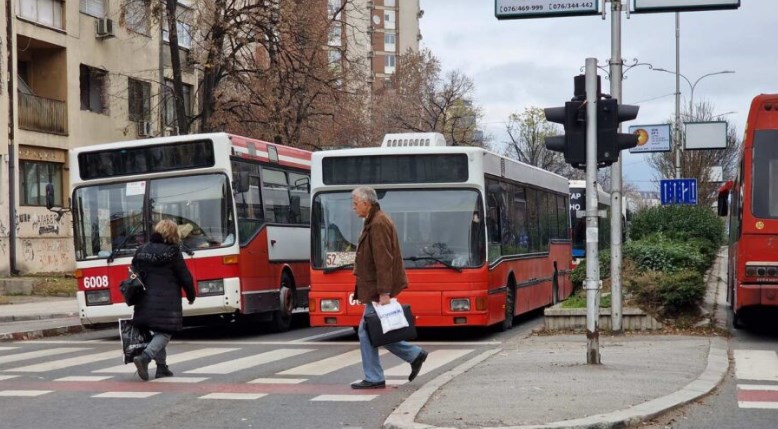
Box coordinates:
[734,349,778,410]
[0,347,20,351]
[186,348,314,374]
[278,349,386,376]
[0,390,52,397]
[93,347,239,374]
[6,350,119,372]
[384,349,472,378]
[0,348,88,366]
[199,393,267,400]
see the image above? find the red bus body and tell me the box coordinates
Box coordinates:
[71,133,311,329]
[308,134,573,329]
[718,94,778,325]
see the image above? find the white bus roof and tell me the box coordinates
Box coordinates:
[569,180,611,205]
[311,145,569,195]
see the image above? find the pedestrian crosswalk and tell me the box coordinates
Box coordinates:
[0,341,478,402]
[734,349,778,410]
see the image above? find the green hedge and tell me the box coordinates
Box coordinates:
[571,250,610,288]
[623,234,707,274]
[629,205,725,248]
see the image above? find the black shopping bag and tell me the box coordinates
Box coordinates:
[364,304,417,347]
[119,319,151,364]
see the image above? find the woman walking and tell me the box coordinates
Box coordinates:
[131,219,196,381]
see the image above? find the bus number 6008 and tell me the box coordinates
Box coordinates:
[83,276,109,289]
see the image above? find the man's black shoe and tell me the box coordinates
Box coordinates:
[408,350,428,381]
[350,380,386,389]
[155,364,174,379]
[133,353,151,381]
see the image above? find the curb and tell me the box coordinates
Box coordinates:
[0,313,78,323]
[0,324,86,342]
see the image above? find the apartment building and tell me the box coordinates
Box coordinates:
[1,0,199,274]
[0,0,419,275]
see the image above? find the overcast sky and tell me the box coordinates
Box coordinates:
[418,0,775,191]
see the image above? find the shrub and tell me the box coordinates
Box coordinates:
[623,235,707,274]
[625,269,705,316]
[629,205,725,248]
[571,250,610,289]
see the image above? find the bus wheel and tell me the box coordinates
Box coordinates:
[498,285,515,332]
[271,273,295,332]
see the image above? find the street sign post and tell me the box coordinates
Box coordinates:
[660,178,697,205]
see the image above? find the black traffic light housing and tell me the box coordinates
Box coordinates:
[544,74,639,170]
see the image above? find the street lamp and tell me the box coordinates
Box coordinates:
[652,67,735,178]
[653,68,735,116]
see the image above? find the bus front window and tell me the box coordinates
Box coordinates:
[72,174,236,261]
[311,189,485,269]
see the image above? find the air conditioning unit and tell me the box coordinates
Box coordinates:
[96,18,115,38]
[137,121,153,137]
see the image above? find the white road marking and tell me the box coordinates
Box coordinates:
[93,348,239,373]
[55,376,112,382]
[0,348,88,365]
[0,390,52,397]
[734,349,778,381]
[151,377,209,383]
[199,393,267,400]
[247,377,307,384]
[738,384,778,391]
[384,349,472,377]
[185,348,314,374]
[738,401,778,409]
[291,328,355,343]
[0,375,19,381]
[278,349,387,376]
[93,391,160,398]
[7,350,118,372]
[311,394,378,401]
[0,347,20,351]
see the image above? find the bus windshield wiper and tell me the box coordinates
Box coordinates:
[108,223,142,263]
[404,256,462,272]
[323,263,354,274]
[179,242,195,257]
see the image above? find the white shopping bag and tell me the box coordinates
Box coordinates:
[373,298,409,334]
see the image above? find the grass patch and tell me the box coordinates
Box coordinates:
[561,292,611,308]
[0,296,10,305]
[31,276,77,297]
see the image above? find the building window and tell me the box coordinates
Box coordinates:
[123,0,150,35]
[163,80,193,129]
[162,5,193,49]
[128,78,151,121]
[20,161,63,207]
[80,64,108,114]
[79,0,105,17]
[385,54,396,73]
[18,0,64,30]
[384,33,396,52]
[384,10,395,30]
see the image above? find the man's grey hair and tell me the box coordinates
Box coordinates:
[352,186,378,204]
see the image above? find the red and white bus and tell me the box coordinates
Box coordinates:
[718,94,778,328]
[308,133,572,330]
[70,132,311,331]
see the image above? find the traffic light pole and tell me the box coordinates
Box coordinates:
[609,0,624,334]
[584,58,601,365]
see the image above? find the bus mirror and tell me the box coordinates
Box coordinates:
[294,177,310,193]
[717,192,729,217]
[45,183,55,210]
[235,172,250,193]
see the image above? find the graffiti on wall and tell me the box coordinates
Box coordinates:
[17,212,66,236]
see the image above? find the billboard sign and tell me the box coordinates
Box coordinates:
[495,0,599,20]
[684,121,727,150]
[633,0,740,13]
[628,124,672,153]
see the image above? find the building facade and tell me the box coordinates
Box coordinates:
[1,0,199,274]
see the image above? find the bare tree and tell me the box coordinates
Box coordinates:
[647,100,741,207]
[373,49,484,147]
[504,107,571,175]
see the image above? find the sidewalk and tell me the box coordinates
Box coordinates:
[0,296,82,341]
[385,249,731,429]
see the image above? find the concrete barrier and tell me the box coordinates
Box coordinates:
[544,305,664,330]
[0,278,37,295]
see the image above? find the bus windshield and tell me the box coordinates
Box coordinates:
[72,173,236,260]
[311,189,485,270]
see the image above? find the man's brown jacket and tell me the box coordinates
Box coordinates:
[353,204,408,303]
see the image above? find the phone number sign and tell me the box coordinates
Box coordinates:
[495,0,599,19]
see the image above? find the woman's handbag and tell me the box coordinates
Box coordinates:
[119,265,146,306]
[364,304,417,347]
[119,318,151,364]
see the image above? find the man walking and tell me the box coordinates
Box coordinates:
[350,186,427,389]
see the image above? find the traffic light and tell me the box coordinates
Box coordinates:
[544,100,586,168]
[597,98,639,167]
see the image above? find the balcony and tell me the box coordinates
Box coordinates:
[18,92,67,135]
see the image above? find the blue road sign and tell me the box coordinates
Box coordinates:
[660,178,697,205]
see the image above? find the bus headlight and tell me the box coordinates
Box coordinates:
[450,298,470,311]
[320,299,341,312]
[198,279,224,296]
[85,290,111,306]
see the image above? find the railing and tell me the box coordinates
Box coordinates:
[18,92,67,135]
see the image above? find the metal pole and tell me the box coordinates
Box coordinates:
[6,0,19,275]
[609,0,623,334]
[585,57,601,365]
[674,12,682,179]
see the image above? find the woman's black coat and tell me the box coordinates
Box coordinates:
[131,233,195,334]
